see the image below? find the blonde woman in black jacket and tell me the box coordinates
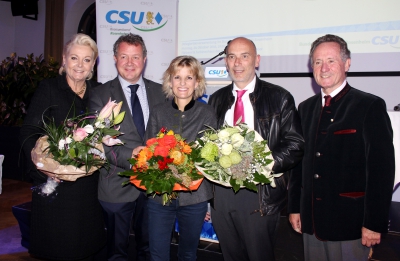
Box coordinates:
[145,56,217,261]
[19,34,106,260]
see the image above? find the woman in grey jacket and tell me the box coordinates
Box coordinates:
[145,56,217,261]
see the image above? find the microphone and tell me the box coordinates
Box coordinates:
[224,40,232,54]
[201,40,232,65]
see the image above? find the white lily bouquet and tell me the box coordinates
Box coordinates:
[194,122,282,192]
[31,98,125,195]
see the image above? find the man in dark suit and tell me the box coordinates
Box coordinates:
[208,37,304,261]
[288,34,395,261]
[90,33,166,261]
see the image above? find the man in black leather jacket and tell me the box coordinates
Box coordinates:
[208,37,304,261]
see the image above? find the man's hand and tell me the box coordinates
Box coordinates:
[289,213,302,233]
[132,146,145,157]
[361,227,381,247]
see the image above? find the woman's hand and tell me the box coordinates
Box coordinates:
[132,146,146,157]
[40,169,61,183]
[204,212,211,222]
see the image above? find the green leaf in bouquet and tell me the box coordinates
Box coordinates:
[230,178,240,193]
[191,171,203,180]
[127,158,138,166]
[119,170,134,177]
[102,128,121,136]
[243,180,258,192]
[245,130,255,142]
[68,147,77,158]
[113,111,125,125]
[161,181,172,194]
[151,182,163,194]
[253,172,272,184]
[144,181,155,194]
[121,180,131,186]
[240,142,252,152]
[264,158,273,165]
[252,142,264,155]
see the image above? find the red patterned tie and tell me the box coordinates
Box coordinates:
[324,95,332,107]
[234,90,247,125]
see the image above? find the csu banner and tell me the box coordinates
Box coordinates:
[96,0,178,84]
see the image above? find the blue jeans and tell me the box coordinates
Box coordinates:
[148,199,208,261]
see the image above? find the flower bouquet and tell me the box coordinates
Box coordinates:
[194,122,282,192]
[31,98,126,195]
[119,128,204,205]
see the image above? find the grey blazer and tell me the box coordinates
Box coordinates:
[89,77,166,203]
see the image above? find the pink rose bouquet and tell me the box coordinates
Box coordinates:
[31,98,126,195]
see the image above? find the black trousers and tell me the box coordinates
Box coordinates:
[212,185,280,261]
[100,192,149,261]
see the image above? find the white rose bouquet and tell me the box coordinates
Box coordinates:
[31,98,126,195]
[194,122,282,192]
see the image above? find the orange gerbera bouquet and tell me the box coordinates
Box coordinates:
[120,127,204,204]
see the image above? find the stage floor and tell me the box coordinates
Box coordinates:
[1,178,399,261]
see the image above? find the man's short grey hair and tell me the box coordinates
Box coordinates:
[309,34,351,65]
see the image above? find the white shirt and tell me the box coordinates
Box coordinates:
[119,75,150,127]
[321,80,347,107]
[224,76,256,129]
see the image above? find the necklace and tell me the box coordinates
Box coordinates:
[74,83,86,96]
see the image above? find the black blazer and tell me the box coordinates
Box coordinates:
[89,77,166,203]
[288,84,395,241]
[209,76,304,215]
[20,74,100,182]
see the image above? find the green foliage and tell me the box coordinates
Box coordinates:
[0,53,59,126]
[39,99,126,174]
[119,130,204,205]
[195,122,275,193]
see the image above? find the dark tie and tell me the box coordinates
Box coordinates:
[234,90,247,125]
[128,84,145,139]
[324,95,332,107]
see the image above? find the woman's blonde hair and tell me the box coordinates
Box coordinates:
[59,33,98,80]
[162,56,206,100]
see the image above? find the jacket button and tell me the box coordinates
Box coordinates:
[182,115,185,118]
[315,152,321,157]
[314,174,320,179]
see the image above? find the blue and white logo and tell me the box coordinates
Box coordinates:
[105,10,168,31]
[205,67,229,78]
[372,35,400,49]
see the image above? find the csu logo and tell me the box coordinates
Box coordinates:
[372,36,400,48]
[105,10,168,32]
[205,67,229,79]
